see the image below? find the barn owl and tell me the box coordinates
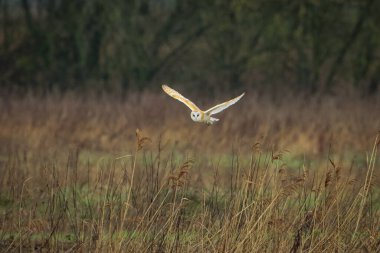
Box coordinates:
[162,84,245,125]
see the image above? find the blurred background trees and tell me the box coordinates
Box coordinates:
[1,0,379,94]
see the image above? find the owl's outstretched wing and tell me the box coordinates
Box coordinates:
[162,85,201,111]
[205,93,245,115]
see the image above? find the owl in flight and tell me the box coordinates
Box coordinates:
[162,84,245,125]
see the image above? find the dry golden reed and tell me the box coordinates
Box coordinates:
[0,92,379,252]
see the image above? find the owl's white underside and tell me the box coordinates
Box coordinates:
[190,111,220,125]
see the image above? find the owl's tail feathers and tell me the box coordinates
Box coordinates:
[210,117,219,124]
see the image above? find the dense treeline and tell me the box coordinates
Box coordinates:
[1,0,379,93]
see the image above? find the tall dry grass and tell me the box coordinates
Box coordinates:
[0,91,379,252]
[0,90,379,155]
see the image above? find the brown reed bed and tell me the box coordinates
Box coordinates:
[0,90,379,155]
[0,91,379,252]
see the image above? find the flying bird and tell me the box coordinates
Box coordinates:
[162,84,245,125]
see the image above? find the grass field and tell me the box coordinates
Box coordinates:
[0,91,379,252]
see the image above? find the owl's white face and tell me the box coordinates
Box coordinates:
[190,111,201,122]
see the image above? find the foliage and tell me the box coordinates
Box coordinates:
[1,0,380,92]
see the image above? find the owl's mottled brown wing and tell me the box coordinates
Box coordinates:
[162,85,201,111]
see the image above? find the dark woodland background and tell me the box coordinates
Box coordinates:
[1,0,380,95]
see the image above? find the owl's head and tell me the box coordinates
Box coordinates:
[190,111,201,122]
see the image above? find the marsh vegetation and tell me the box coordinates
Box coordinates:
[0,92,379,252]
